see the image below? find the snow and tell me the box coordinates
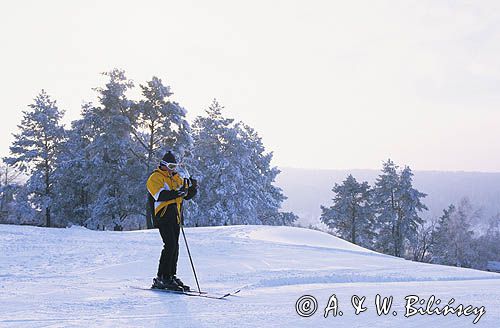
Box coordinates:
[1,224,499,327]
[247,225,377,253]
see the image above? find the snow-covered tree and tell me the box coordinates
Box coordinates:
[51,103,95,227]
[473,214,500,269]
[0,160,22,188]
[0,160,23,223]
[395,166,427,255]
[5,184,39,225]
[126,76,193,228]
[236,122,294,226]
[134,77,192,168]
[372,159,400,254]
[372,160,427,257]
[82,69,143,229]
[320,174,375,247]
[431,198,479,267]
[408,219,436,263]
[0,160,22,209]
[189,100,295,226]
[4,90,66,227]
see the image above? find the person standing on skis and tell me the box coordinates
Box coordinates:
[146,150,198,291]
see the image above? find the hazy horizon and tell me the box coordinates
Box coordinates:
[275,167,500,228]
[277,166,500,174]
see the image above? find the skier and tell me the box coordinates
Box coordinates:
[146,150,198,291]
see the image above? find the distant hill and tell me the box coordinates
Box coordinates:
[275,167,500,229]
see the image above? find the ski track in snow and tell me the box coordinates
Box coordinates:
[1,224,499,328]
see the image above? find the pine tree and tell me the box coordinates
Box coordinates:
[189,100,295,226]
[372,159,400,255]
[190,100,240,226]
[372,160,427,257]
[320,174,375,247]
[431,198,478,267]
[236,122,295,226]
[127,76,193,228]
[51,103,95,226]
[82,69,143,229]
[395,166,427,256]
[5,90,66,227]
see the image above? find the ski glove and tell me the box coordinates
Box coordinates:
[177,186,189,198]
[156,189,187,201]
[189,177,198,188]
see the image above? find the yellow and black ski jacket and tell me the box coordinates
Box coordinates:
[146,168,196,224]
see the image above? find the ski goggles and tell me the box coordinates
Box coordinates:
[160,161,178,169]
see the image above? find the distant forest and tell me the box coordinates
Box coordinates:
[278,166,500,272]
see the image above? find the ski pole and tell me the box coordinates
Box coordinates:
[180,223,202,293]
[177,162,201,292]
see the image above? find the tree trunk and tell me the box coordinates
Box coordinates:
[394,207,403,257]
[145,166,154,229]
[146,197,153,229]
[351,206,356,244]
[145,124,155,230]
[46,206,51,227]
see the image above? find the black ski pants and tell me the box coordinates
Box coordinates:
[157,205,180,278]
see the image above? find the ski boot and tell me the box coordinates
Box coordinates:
[152,275,183,291]
[172,275,191,292]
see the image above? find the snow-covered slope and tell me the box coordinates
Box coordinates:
[1,224,499,327]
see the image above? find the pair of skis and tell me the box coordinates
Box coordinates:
[132,286,242,300]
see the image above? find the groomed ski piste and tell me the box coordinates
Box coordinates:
[1,224,499,328]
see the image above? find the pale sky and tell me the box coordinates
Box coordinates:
[1,0,500,172]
